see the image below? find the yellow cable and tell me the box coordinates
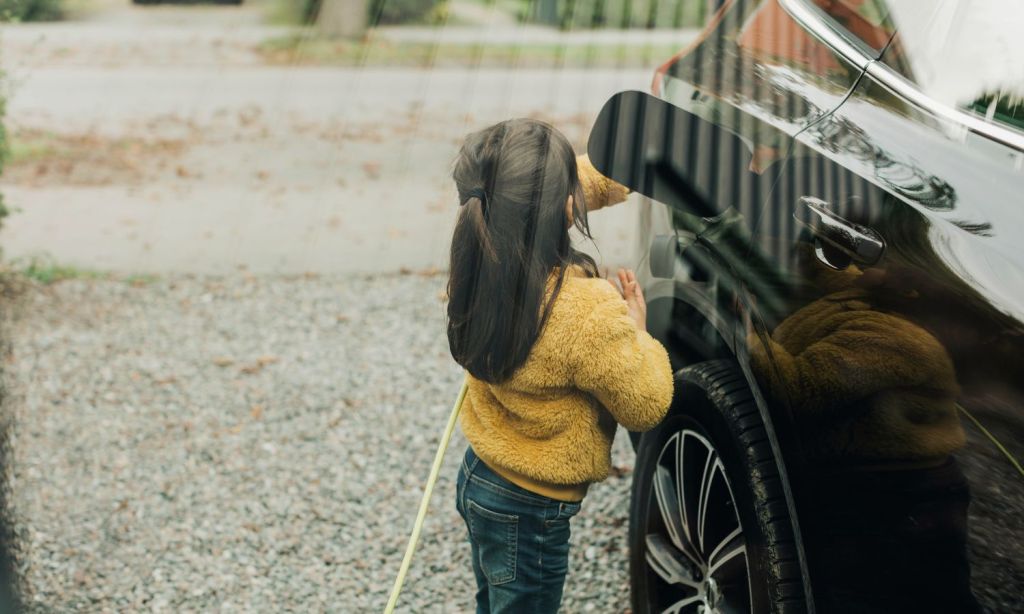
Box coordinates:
[957,404,1024,480]
[384,377,469,614]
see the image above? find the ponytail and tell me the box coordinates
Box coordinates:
[460,188,497,262]
[447,119,598,384]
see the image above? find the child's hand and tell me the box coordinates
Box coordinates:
[609,268,646,331]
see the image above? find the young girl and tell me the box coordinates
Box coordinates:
[447,118,674,612]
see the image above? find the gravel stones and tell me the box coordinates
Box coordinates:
[7,274,636,612]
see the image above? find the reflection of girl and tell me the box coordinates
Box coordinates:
[447,119,674,612]
[748,244,980,613]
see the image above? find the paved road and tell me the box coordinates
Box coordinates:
[0,11,667,274]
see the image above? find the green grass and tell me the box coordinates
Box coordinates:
[13,256,159,286]
[261,0,306,25]
[7,133,61,165]
[18,258,103,284]
[259,34,682,68]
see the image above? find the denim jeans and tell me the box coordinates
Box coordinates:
[455,446,582,614]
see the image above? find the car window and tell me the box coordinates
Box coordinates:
[807,0,896,55]
[880,0,1024,134]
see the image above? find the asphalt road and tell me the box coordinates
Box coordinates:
[0,12,661,274]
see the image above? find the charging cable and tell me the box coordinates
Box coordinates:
[384,377,469,613]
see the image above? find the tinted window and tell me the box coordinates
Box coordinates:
[880,0,1024,133]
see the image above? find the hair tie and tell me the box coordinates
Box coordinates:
[461,187,488,207]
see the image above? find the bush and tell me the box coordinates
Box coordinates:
[0,78,7,230]
[0,0,62,22]
[302,0,445,26]
[529,0,709,30]
[301,0,318,23]
[369,0,440,24]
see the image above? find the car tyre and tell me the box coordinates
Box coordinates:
[629,359,806,613]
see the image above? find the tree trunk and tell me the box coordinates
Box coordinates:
[317,0,368,39]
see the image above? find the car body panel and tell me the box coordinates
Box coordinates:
[591,0,1024,610]
[766,34,1024,609]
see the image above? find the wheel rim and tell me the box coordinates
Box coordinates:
[642,429,751,614]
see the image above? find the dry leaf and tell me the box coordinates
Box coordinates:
[361,161,381,180]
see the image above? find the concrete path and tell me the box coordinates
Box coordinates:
[0,6,678,274]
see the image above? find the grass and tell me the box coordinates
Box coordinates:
[258,34,682,68]
[7,130,176,166]
[4,129,185,187]
[17,258,104,284]
[11,256,158,286]
[261,0,306,25]
[7,132,62,166]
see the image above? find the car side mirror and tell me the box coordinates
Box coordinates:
[587,90,751,219]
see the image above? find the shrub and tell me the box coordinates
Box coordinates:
[369,0,441,24]
[529,0,709,30]
[0,0,62,22]
[302,0,445,26]
[301,0,318,23]
[0,77,7,230]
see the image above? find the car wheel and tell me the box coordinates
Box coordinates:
[629,360,806,613]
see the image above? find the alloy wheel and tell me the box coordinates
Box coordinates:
[642,429,751,614]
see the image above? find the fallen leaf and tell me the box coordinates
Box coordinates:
[239,363,263,375]
[361,161,381,180]
[212,356,234,367]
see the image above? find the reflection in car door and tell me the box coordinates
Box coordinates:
[747,20,1024,614]
[647,0,883,609]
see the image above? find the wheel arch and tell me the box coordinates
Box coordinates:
[640,278,818,614]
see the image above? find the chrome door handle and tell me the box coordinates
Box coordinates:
[795,197,885,265]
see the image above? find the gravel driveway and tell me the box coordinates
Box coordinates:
[7,273,636,612]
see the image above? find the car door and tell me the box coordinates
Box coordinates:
[588,1,886,610]
[638,0,876,339]
[747,1,1024,611]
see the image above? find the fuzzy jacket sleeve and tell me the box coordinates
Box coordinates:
[749,305,959,418]
[570,282,674,432]
[577,154,630,212]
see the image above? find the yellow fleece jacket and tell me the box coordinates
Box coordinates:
[577,153,630,212]
[460,265,675,499]
[749,286,965,463]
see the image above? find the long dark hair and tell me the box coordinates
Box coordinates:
[447,119,599,384]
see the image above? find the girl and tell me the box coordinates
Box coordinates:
[447,118,675,613]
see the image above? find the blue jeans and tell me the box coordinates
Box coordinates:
[455,447,582,614]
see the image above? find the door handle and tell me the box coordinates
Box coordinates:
[795,197,885,266]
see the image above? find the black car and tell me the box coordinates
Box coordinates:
[587,1,1024,612]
